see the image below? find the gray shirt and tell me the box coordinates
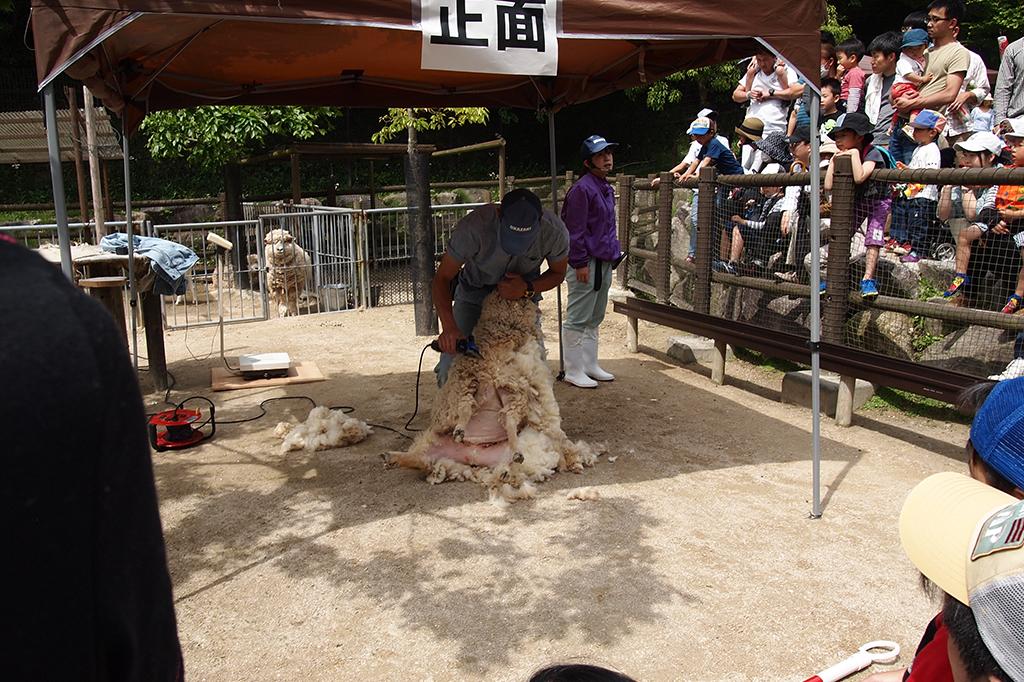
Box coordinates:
[447,203,570,304]
[871,73,896,145]
[995,37,1024,124]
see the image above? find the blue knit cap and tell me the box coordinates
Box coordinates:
[970,377,1024,490]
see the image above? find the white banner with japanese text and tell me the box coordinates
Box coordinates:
[420,0,559,76]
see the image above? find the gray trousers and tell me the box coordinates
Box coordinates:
[434,299,483,387]
[564,258,613,333]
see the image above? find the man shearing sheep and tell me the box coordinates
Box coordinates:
[433,188,570,386]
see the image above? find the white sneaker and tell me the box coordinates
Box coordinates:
[562,327,598,388]
[989,357,1024,381]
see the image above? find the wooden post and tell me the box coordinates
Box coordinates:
[824,155,855,344]
[141,293,168,392]
[223,163,247,288]
[626,315,638,352]
[66,87,90,231]
[406,150,438,335]
[369,160,377,210]
[83,87,106,241]
[563,170,574,204]
[353,198,369,308]
[835,375,857,427]
[290,153,301,204]
[616,174,633,288]
[711,338,727,385]
[693,166,717,314]
[101,159,114,223]
[655,171,673,303]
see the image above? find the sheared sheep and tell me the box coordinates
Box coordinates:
[385,292,600,504]
[264,228,314,317]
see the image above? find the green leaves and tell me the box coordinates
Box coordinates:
[627,1,853,110]
[371,108,489,143]
[140,106,340,168]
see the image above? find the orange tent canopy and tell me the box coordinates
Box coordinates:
[32,0,825,131]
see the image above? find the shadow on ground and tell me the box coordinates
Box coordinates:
[154,351,869,672]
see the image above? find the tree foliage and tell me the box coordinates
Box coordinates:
[140,106,340,168]
[371,107,490,143]
[628,1,854,110]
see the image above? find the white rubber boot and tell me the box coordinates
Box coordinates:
[582,327,615,381]
[562,327,598,388]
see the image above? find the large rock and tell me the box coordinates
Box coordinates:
[850,251,920,299]
[668,266,696,310]
[918,258,956,294]
[919,325,1016,377]
[845,309,916,360]
[781,370,875,417]
[667,335,733,364]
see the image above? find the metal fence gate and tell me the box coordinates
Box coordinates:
[4,202,486,331]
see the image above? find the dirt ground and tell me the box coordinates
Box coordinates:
[141,286,969,682]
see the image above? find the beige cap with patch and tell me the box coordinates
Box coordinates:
[899,472,1024,681]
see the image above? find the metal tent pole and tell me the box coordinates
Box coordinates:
[809,91,823,519]
[123,128,140,372]
[548,110,565,380]
[43,84,74,280]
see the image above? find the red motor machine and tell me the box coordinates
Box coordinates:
[148,405,216,451]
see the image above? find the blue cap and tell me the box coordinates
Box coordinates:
[910,109,942,130]
[970,378,1024,490]
[902,28,929,48]
[499,189,542,256]
[580,134,618,160]
[687,116,712,135]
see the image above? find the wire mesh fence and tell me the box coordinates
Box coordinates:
[619,162,1024,384]
[363,203,485,306]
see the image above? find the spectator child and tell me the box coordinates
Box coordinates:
[994,119,1024,313]
[819,78,842,139]
[889,29,933,128]
[970,93,996,133]
[685,115,744,261]
[864,378,1024,682]
[735,117,766,172]
[825,112,891,300]
[790,39,839,134]
[939,132,1004,300]
[889,110,945,263]
[721,164,786,273]
[836,38,867,113]
[864,32,901,147]
[686,116,744,177]
[898,473,1024,682]
[658,108,728,261]
[901,11,930,32]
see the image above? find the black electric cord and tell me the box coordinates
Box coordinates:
[403,343,433,432]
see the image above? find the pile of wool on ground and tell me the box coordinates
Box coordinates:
[275,406,372,454]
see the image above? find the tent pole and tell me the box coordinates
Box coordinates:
[43,83,74,280]
[123,128,140,373]
[809,91,822,519]
[547,110,565,380]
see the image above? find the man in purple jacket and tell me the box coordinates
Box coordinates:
[560,135,624,388]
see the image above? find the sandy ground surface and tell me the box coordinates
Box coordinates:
[140,286,969,682]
